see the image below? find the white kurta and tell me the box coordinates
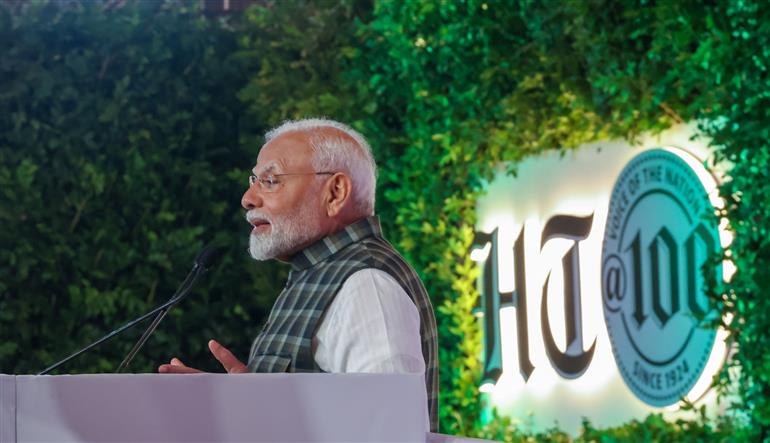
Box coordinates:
[312,268,426,374]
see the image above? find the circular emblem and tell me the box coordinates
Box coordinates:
[601,148,720,407]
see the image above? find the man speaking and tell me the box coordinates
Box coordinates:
[159,118,438,431]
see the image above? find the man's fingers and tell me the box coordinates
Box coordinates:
[208,339,248,374]
[158,357,202,374]
[158,363,201,374]
[157,342,247,375]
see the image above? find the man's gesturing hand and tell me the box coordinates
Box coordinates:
[158,340,248,374]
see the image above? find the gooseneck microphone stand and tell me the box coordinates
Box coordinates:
[38,246,221,375]
[113,262,203,373]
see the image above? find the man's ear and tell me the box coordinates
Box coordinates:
[325,173,353,217]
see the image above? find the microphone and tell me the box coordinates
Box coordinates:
[194,245,222,270]
[38,245,222,375]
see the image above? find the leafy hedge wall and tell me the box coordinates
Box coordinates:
[0,0,287,375]
[2,0,769,441]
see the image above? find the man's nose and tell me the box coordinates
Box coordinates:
[241,184,263,210]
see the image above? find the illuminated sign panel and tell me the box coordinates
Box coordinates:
[601,149,720,407]
[473,125,730,433]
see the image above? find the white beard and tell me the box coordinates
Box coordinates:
[246,197,320,261]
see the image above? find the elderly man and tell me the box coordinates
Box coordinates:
[159,118,438,431]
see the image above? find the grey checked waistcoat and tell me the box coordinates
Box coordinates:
[247,216,438,431]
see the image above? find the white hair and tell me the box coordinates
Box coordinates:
[265,118,377,216]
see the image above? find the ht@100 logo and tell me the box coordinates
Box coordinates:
[601,148,721,407]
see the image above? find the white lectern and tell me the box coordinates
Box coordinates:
[0,373,429,442]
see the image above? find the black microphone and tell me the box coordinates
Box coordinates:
[194,245,222,271]
[38,245,222,375]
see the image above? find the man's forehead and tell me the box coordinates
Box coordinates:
[254,131,313,171]
[257,132,312,164]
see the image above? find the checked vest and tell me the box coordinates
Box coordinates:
[247,216,439,431]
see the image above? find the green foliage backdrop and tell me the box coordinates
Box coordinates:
[1,0,769,441]
[0,1,287,375]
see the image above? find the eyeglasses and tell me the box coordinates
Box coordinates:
[248,171,336,192]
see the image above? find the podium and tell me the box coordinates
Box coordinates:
[0,373,429,442]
